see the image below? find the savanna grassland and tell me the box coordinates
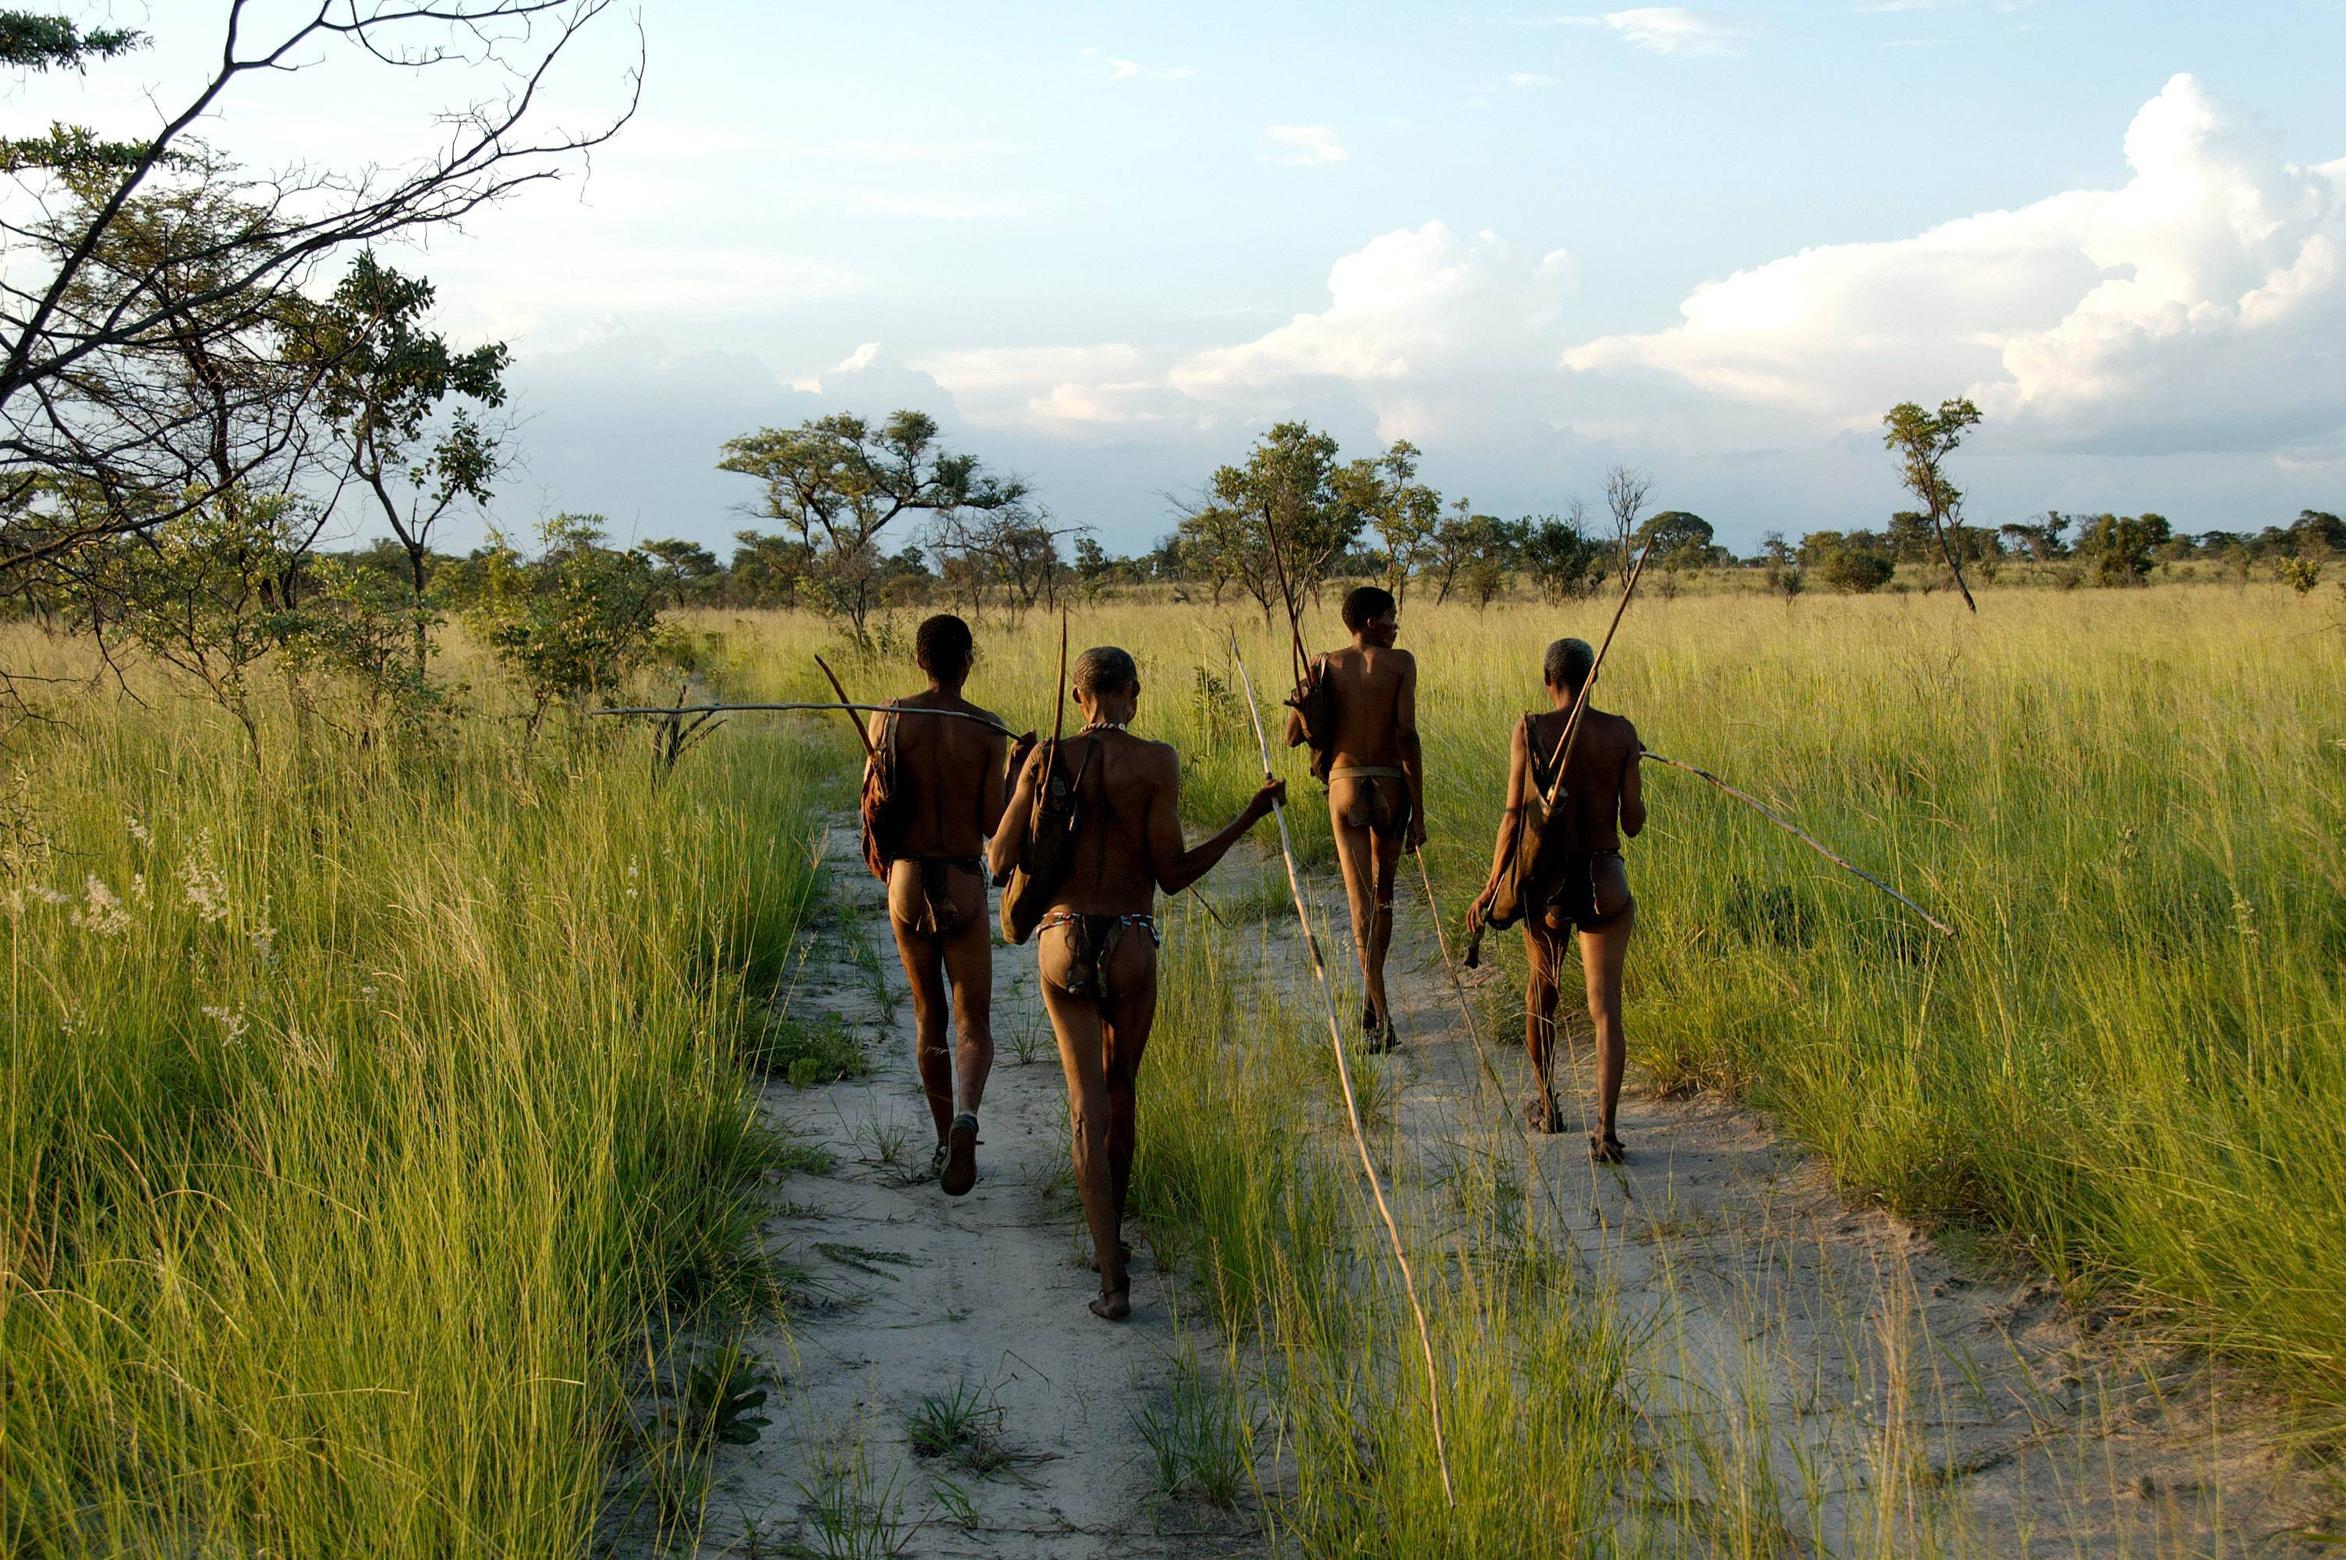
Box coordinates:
[6,580,2343,1557]
[1,631,830,1555]
[692,581,2344,1553]
[806,584,2346,1409]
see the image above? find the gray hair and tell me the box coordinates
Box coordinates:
[1073,645,1139,697]
[1543,637,1595,694]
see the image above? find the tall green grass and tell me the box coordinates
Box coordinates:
[1,637,823,1554]
[749,587,2346,1437]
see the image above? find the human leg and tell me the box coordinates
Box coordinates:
[1039,928,1125,1320]
[936,911,993,1195]
[1579,859,1636,1157]
[1100,931,1159,1238]
[887,913,955,1147]
[1521,924,1565,1133]
[1327,789,1381,1034]
[1367,826,1405,1046]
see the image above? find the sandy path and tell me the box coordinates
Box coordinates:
[1288,858,2337,1556]
[678,804,2331,1555]
[688,823,1262,1559]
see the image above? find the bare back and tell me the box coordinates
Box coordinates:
[869,690,1007,859]
[1522,706,1641,854]
[1322,644,1415,771]
[1040,732,1173,918]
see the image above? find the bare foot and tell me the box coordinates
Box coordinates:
[1590,1131,1626,1165]
[941,1112,979,1197]
[1089,1288,1132,1322]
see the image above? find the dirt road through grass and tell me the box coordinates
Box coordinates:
[689,822,1262,1558]
[1329,857,2336,1554]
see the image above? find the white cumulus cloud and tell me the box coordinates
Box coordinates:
[910,224,1581,451]
[1080,47,1193,81]
[1602,8,1741,55]
[1262,124,1349,168]
[1565,74,2346,456]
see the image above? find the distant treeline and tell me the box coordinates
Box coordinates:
[260,496,2341,619]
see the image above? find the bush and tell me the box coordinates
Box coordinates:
[1821,548,1895,593]
[467,514,667,737]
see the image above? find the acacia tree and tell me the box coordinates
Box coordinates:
[292,252,510,679]
[1,1,638,586]
[1176,420,1363,622]
[25,173,341,628]
[1337,438,1442,604]
[1882,397,1983,612]
[718,410,1026,645]
[466,514,664,742]
[929,503,1085,618]
[27,177,348,745]
[1518,510,1608,603]
[1603,464,1653,577]
[1425,499,1513,604]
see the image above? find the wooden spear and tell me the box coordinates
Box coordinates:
[590,700,1016,734]
[1228,628,1456,1507]
[813,654,884,759]
[1639,750,1958,939]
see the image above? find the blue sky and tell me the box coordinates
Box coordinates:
[26,1,2346,552]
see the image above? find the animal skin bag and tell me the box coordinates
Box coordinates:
[1480,714,1570,931]
[998,733,1097,945]
[1283,655,1336,783]
[858,708,901,882]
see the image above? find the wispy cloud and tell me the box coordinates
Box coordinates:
[1505,70,1560,88]
[1261,124,1349,168]
[859,190,1066,222]
[1600,8,1742,55]
[1514,8,1743,55]
[1080,47,1194,81]
[784,138,1029,165]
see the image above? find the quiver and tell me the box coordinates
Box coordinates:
[1481,714,1572,930]
[858,708,901,882]
[999,733,1097,945]
[1283,656,1336,784]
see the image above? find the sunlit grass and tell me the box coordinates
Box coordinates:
[717,586,2346,1548]
[1,631,824,1555]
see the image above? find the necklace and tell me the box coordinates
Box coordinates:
[1082,718,1129,734]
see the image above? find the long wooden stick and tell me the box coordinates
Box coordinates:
[1261,507,1313,688]
[589,701,1016,734]
[1228,629,1455,1507]
[1640,750,1958,939]
[813,655,882,759]
[1539,536,1656,811]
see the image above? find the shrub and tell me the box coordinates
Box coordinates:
[1821,548,1894,593]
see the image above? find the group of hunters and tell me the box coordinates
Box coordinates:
[857,590,1643,1323]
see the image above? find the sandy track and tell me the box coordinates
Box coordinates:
[681,807,2331,1556]
[687,824,1262,1559]
[1324,860,2336,1555]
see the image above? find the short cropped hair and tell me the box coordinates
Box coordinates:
[915,614,974,677]
[1073,645,1138,697]
[1342,585,1397,632]
[1543,637,1595,694]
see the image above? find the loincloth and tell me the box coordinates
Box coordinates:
[1328,765,1413,841]
[1038,911,1160,1000]
[1535,850,1628,935]
[898,855,984,938]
